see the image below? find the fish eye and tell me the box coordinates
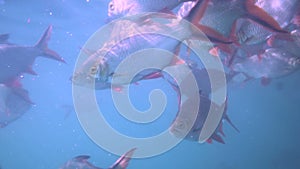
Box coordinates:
[90,66,98,75]
[109,2,114,11]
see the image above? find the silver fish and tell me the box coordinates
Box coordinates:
[72,0,213,89]
[107,0,196,20]
[232,48,300,80]
[170,93,238,144]
[59,148,136,169]
[0,25,65,85]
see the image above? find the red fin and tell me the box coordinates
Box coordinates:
[229,19,240,46]
[216,43,233,54]
[171,55,185,65]
[218,122,225,137]
[267,36,276,47]
[206,138,213,144]
[25,66,38,75]
[209,47,219,57]
[142,72,163,80]
[245,0,287,33]
[110,148,136,169]
[5,78,23,88]
[194,23,232,44]
[211,133,225,144]
[190,0,210,25]
[159,7,175,15]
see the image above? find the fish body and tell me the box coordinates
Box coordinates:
[170,93,237,144]
[232,48,300,80]
[0,84,32,128]
[108,0,195,20]
[59,148,136,169]
[0,25,65,85]
[234,18,272,45]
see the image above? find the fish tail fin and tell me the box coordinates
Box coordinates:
[12,87,35,105]
[224,114,240,133]
[109,148,136,169]
[35,25,65,63]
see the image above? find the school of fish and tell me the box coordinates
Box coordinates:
[1,0,300,168]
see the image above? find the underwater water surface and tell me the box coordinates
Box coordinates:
[0,0,300,169]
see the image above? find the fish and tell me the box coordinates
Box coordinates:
[268,29,300,57]
[72,0,214,89]
[163,61,229,97]
[179,0,288,39]
[107,0,196,20]
[176,0,288,57]
[170,93,238,144]
[232,18,273,45]
[231,47,300,85]
[255,0,300,29]
[0,84,32,128]
[0,25,65,86]
[59,148,136,169]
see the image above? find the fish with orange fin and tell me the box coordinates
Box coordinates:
[0,25,65,86]
[178,0,290,52]
[59,148,136,169]
[107,0,197,20]
[72,0,220,89]
[230,47,300,85]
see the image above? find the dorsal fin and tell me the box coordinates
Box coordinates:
[73,155,91,162]
[109,148,136,169]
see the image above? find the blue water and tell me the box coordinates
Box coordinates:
[0,1,300,169]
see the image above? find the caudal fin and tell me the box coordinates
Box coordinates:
[109,148,136,169]
[224,114,240,133]
[35,25,65,63]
